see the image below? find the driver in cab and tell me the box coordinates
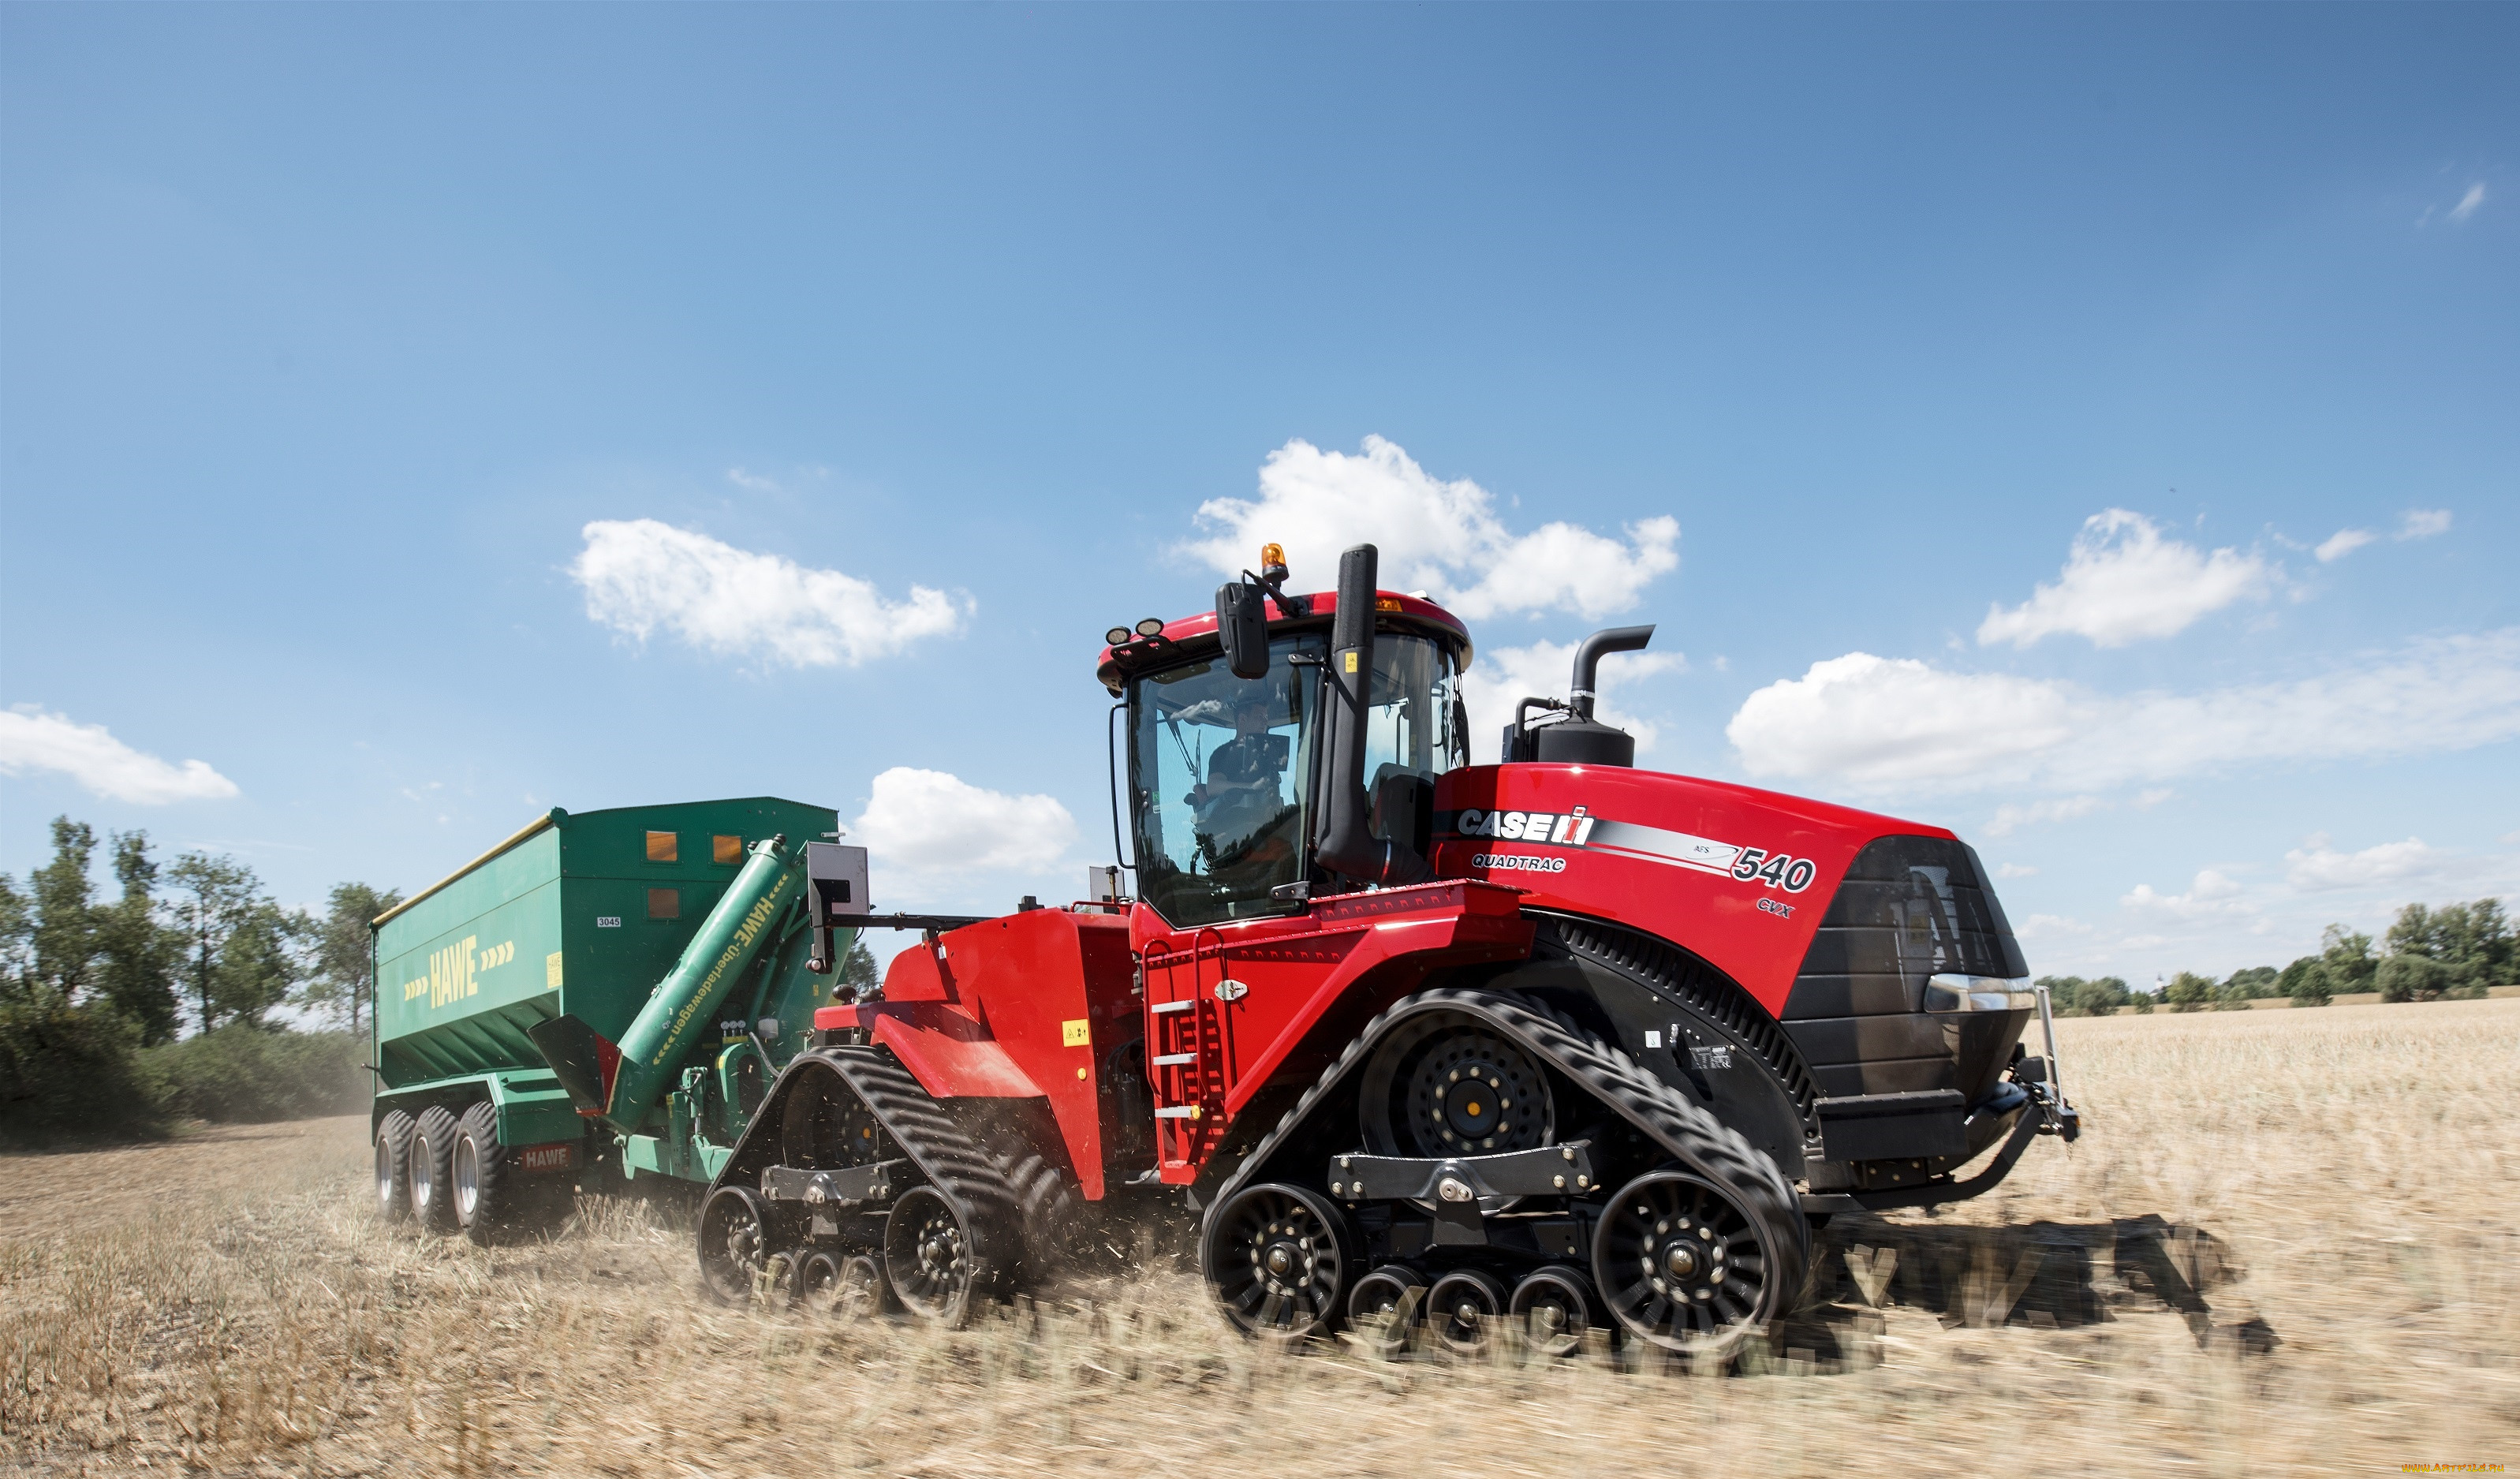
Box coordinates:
[1186,690,1290,842]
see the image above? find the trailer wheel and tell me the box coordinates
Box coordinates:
[375,1111,415,1224]
[409,1107,461,1234]
[1592,1167,1794,1362]
[696,1186,771,1305]
[453,1102,525,1246]
[885,1186,988,1327]
[1200,1182,1354,1343]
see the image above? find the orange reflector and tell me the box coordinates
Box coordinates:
[648,887,679,920]
[645,831,678,863]
[1376,596,1403,612]
[712,834,742,865]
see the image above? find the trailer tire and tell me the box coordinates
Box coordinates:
[454,1102,522,1246]
[410,1106,461,1234]
[375,1111,415,1225]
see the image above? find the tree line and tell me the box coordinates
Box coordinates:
[1,815,401,1144]
[0,816,399,1041]
[2037,896,2512,1015]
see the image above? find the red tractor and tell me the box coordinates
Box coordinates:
[696,543,2077,1358]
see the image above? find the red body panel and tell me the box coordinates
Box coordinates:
[1429,764,1951,1016]
[1129,880,1533,1183]
[814,909,1137,1197]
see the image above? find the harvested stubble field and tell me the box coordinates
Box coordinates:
[5,1001,2516,1477]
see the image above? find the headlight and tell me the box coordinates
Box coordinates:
[1924,974,2037,1013]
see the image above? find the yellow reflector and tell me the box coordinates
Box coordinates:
[645,831,678,863]
[648,887,679,920]
[546,952,563,988]
[1260,542,1284,570]
[712,834,742,865]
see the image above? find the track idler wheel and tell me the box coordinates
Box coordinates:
[885,1186,991,1327]
[1357,1015,1555,1160]
[1509,1265,1595,1358]
[1200,1182,1355,1343]
[1592,1168,1793,1361]
[1344,1265,1426,1358]
[1425,1268,1507,1357]
[696,1186,772,1306]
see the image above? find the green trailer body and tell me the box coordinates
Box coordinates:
[370,797,847,1191]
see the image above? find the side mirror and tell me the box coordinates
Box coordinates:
[1215,582,1270,679]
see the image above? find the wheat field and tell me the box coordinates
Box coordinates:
[4,999,2515,1477]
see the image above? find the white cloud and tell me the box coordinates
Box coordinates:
[2314,528,2376,562]
[0,706,239,804]
[2396,509,2451,541]
[2283,835,2458,894]
[1462,639,1680,763]
[1726,629,2520,797]
[1977,510,2274,648]
[1984,794,2104,838]
[2450,183,2485,223]
[726,467,779,492]
[572,519,965,668]
[2134,788,2175,809]
[1997,862,2040,879]
[2122,869,2252,919]
[849,767,1076,875]
[1182,436,1679,621]
[2015,913,2088,940]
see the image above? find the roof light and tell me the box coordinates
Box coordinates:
[1134,617,1165,637]
[1260,542,1284,570]
[1105,626,1131,645]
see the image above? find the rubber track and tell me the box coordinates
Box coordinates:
[1211,986,1810,1315]
[786,1048,1027,1299]
[1534,910,1823,1137]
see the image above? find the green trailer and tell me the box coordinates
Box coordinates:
[369,797,849,1242]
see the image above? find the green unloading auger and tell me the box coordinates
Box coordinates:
[529,835,804,1133]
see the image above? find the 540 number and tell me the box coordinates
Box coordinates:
[1731,849,1817,894]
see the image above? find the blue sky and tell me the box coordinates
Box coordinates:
[2,4,2512,990]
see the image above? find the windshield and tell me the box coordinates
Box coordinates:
[1130,629,1466,927]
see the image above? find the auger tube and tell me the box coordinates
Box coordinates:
[530,835,805,1132]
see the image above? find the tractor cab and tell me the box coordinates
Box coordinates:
[1097,550,1473,928]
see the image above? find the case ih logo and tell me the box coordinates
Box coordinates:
[1441,808,1820,894]
[516,1143,577,1174]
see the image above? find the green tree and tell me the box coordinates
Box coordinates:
[2377,952,2451,1003]
[2038,974,2131,1017]
[28,817,100,997]
[301,883,401,1033]
[839,936,879,994]
[2277,955,2331,1007]
[2163,970,2217,1013]
[166,853,306,1032]
[2385,898,2511,995]
[2222,966,2278,999]
[0,874,32,999]
[92,831,182,1044]
[2320,926,2377,994]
